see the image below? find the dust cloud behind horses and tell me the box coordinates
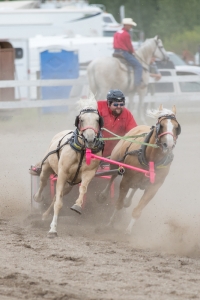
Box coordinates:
[0,106,200,299]
[0,107,200,256]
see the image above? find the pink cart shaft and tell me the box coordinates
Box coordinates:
[86,149,155,184]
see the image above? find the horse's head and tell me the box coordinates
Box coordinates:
[75,108,103,148]
[153,36,169,61]
[147,105,181,153]
[75,94,103,149]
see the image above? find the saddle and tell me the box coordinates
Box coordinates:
[112,53,129,66]
[112,52,133,89]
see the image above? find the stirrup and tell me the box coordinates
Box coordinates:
[29,165,41,176]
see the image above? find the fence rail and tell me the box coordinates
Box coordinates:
[0,99,78,109]
[0,75,200,110]
[0,77,87,88]
[0,75,199,88]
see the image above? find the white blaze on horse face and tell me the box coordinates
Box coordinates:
[165,119,175,148]
[82,113,99,147]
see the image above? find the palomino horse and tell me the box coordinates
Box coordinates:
[33,94,104,237]
[87,36,168,120]
[97,105,181,234]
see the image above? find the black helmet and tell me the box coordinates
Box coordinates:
[107,89,125,104]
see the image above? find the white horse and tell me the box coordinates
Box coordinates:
[32,94,104,237]
[87,36,168,120]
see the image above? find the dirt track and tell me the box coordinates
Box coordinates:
[0,106,200,300]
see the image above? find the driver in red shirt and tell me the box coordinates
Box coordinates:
[29,89,137,175]
[97,89,137,157]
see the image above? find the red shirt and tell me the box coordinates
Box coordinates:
[97,101,137,157]
[113,28,134,53]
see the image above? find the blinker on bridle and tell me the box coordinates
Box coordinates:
[76,108,103,135]
[155,114,181,144]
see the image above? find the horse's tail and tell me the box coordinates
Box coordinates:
[87,61,99,96]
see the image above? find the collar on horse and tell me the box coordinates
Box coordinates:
[122,129,173,169]
[69,130,104,185]
[138,128,174,169]
[69,128,104,154]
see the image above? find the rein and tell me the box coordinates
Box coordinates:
[99,127,158,148]
[135,38,168,72]
[122,128,174,170]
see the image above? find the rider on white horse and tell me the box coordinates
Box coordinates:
[113,18,144,89]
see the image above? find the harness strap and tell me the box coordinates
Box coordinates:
[38,129,104,186]
[120,128,174,169]
[67,149,85,186]
[56,132,73,161]
[40,131,73,172]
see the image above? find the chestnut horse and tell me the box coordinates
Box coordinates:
[33,94,104,237]
[97,105,181,234]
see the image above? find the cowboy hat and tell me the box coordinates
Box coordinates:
[122,18,137,27]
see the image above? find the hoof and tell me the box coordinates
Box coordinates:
[96,192,107,204]
[33,194,43,203]
[70,204,82,214]
[47,232,58,238]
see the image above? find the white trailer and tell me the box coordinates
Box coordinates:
[0,1,124,100]
[0,1,103,39]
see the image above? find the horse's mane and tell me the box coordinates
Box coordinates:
[136,37,157,61]
[147,108,174,119]
[77,92,97,111]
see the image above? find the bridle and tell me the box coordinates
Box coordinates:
[75,108,103,136]
[155,114,181,147]
[154,38,168,61]
[135,38,168,70]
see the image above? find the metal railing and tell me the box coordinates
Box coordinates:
[0,75,200,110]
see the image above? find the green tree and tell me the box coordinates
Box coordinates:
[89,0,200,53]
[89,0,200,39]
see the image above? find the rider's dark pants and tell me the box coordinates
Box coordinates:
[114,49,143,87]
